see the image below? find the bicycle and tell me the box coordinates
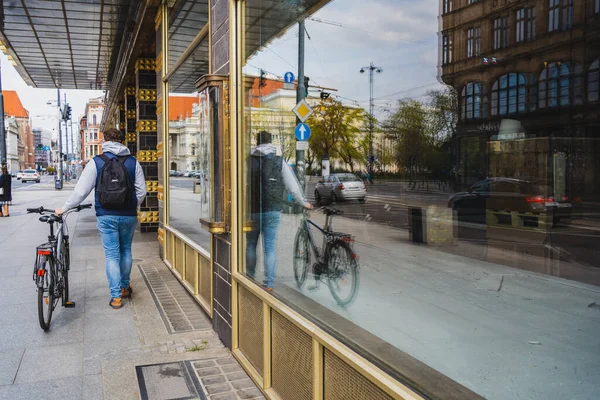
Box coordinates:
[293,206,360,307]
[27,204,92,331]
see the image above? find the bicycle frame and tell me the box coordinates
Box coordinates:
[301,212,336,263]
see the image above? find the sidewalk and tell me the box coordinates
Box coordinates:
[0,188,263,400]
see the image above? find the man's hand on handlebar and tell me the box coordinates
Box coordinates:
[304,202,313,210]
[55,207,65,216]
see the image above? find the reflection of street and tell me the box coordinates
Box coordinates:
[305,178,600,281]
[169,178,211,249]
[247,210,600,400]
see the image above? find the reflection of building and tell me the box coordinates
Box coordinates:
[81,97,104,161]
[168,95,203,172]
[33,128,50,169]
[3,90,34,169]
[440,0,600,198]
[4,117,20,173]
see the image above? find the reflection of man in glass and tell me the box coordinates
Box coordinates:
[247,131,312,290]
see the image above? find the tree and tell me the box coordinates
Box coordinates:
[307,98,367,172]
[382,99,430,186]
[426,87,458,148]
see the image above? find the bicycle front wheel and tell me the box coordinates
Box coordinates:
[62,240,70,303]
[293,226,311,288]
[326,241,359,307]
[37,257,54,331]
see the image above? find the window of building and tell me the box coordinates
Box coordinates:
[492,73,527,115]
[93,115,97,126]
[467,27,481,58]
[516,7,536,42]
[461,82,486,120]
[493,16,509,49]
[549,0,560,31]
[443,0,452,14]
[561,0,573,30]
[527,7,536,40]
[539,62,570,108]
[589,59,599,102]
[442,35,453,64]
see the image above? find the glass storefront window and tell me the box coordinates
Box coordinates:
[238,1,600,399]
[167,0,209,70]
[167,48,211,249]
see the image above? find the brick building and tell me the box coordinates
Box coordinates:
[440,0,600,198]
[3,90,34,169]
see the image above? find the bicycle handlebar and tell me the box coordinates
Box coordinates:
[27,203,92,215]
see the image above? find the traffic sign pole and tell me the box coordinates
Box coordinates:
[295,19,306,204]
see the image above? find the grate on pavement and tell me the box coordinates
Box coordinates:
[137,361,205,400]
[138,263,212,333]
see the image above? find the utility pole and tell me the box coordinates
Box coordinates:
[56,87,63,189]
[295,19,306,192]
[360,62,383,176]
[0,58,6,169]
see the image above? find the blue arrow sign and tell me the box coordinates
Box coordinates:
[295,123,311,141]
[43,146,50,151]
[284,71,295,84]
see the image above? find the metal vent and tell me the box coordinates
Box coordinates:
[272,311,312,400]
[238,285,264,374]
[324,349,394,400]
[185,245,196,291]
[175,238,185,276]
[199,254,211,304]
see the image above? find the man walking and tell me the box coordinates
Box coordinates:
[247,131,312,290]
[56,128,146,309]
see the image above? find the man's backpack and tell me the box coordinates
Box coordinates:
[96,154,134,209]
[250,153,286,212]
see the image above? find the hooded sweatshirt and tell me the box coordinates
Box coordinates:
[62,141,147,213]
[251,143,306,208]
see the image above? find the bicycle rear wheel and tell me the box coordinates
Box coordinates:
[293,226,311,288]
[37,256,54,331]
[326,241,359,307]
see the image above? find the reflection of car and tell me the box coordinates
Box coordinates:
[22,169,41,183]
[183,170,193,177]
[315,173,367,203]
[448,178,572,224]
[16,170,25,180]
[169,170,183,177]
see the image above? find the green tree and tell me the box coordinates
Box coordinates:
[307,98,367,172]
[426,87,458,147]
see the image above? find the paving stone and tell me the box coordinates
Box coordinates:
[231,378,255,390]
[206,383,232,395]
[226,371,250,382]
[217,357,237,366]
[194,360,216,369]
[221,364,244,373]
[197,367,222,377]
[237,387,264,399]
[201,374,227,385]
[211,393,239,400]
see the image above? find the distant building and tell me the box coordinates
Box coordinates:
[33,128,50,169]
[3,90,34,169]
[4,117,20,173]
[81,97,104,161]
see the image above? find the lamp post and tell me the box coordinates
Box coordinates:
[0,57,6,169]
[360,62,383,173]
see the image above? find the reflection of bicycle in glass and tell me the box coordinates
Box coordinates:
[293,206,359,307]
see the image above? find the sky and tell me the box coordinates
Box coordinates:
[1,0,443,133]
[244,0,444,118]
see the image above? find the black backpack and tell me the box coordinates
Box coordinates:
[250,153,287,212]
[97,154,134,209]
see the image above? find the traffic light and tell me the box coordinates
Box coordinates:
[303,76,310,97]
[259,69,267,88]
[63,154,67,161]
[320,91,330,100]
[61,104,72,121]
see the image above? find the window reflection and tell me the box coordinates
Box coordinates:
[239,0,600,398]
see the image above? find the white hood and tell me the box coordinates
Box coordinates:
[102,141,131,156]
[251,143,277,157]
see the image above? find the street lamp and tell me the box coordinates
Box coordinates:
[360,62,383,172]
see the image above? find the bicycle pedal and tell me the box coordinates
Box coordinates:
[65,301,76,308]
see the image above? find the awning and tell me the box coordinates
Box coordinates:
[0,0,132,89]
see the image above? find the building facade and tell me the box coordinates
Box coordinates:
[3,90,34,169]
[441,0,600,195]
[4,117,20,173]
[81,97,104,161]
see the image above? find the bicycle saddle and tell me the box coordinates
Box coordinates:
[323,207,342,216]
[39,215,61,223]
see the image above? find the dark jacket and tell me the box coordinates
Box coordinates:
[0,173,12,202]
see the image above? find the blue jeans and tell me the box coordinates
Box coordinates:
[97,215,138,299]
[246,211,281,288]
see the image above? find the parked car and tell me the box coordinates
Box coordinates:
[21,169,41,183]
[183,170,193,177]
[169,170,181,177]
[16,170,25,180]
[447,178,572,224]
[315,173,367,203]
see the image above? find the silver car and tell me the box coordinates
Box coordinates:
[314,173,367,203]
